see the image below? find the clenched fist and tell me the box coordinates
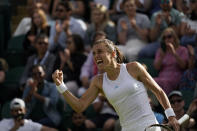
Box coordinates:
[52,70,63,86]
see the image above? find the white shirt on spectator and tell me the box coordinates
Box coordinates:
[0,118,42,131]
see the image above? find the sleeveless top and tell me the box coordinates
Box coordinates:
[102,63,157,130]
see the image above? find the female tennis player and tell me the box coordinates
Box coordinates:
[52,39,179,131]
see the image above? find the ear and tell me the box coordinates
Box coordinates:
[112,51,116,58]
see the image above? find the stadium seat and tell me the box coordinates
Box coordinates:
[7,35,26,53]
[1,101,11,119]
[3,66,25,89]
[5,35,26,68]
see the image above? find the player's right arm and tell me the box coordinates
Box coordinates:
[52,69,101,113]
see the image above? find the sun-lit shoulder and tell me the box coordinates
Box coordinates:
[91,74,103,90]
[126,61,146,78]
[126,61,142,70]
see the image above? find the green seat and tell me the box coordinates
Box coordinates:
[137,58,158,77]
[5,35,26,68]
[3,66,25,88]
[180,89,194,110]
[7,35,26,53]
[1,101,12,119]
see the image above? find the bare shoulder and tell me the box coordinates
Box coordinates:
[91,74,103,90]
[126,61,143,72]
[126,61,145,78]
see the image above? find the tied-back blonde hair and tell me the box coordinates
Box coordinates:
[93,39,125,64]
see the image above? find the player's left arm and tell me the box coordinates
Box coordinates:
[126,62,180,131]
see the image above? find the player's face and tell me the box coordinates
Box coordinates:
[92,43,113,70]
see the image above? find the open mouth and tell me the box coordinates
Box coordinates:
[96,59,103,65]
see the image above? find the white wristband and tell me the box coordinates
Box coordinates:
[56,82,68,94]
[165,108,176,119]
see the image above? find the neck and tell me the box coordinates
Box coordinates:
[106,63,121,80]
[38,52,46,59]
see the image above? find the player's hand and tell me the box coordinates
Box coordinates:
[168,116,180,131]
[52,70,63,86]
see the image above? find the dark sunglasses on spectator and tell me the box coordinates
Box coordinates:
[161,0,170,4]
[163,34,173,39]
[32,72,42,76]
[38,41,48,45]
[56,9,64,12]
[170,99,183,104]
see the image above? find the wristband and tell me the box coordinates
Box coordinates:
[165,108,176,119]
[56,82,68,94]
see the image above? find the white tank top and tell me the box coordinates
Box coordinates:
[102,64,157,130]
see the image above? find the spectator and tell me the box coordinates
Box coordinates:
[154,27,189,95]
[13,2,52,37]
[23,9,51,61]
[179,45,197,91]
[180,0,197,47]
[138,0,184,59]
[49,1,87,53]
[53,34,87,96]
[117,0,150,61]
[68,111,96,131]
[168,90,197,130]
[23,65,61,128]
[20,34,56,89]
[0,98,57,131]
[89,93,118,131]
[85,3,116,50]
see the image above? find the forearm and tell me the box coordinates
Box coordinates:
[118,30,127,45]
[33,93,46,103]
[134,26,148,41]
[154,59,163,70]
[62,91,84,113]
[54,33,60,43]
[174,53,187,69]
[154,89,172,110]
[150,25,160,41]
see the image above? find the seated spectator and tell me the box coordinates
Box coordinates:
[23,9,51,61]
[180,0,197,47]
[13,2,53,37]
[153,28,189,95]
[138,0,184,59]
[53,34,87,96]
[68,111,96,131]
[85,3,117,50]
[168,90,197,130]
[0,98,57,131]
[23,65,61,128]
[89,93,118,131]
[49,1,87,53]
[20,34,56,90]
[117,0,150,61]
[179,45,197,91]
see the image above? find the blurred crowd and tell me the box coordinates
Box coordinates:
[0,0,197,130]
